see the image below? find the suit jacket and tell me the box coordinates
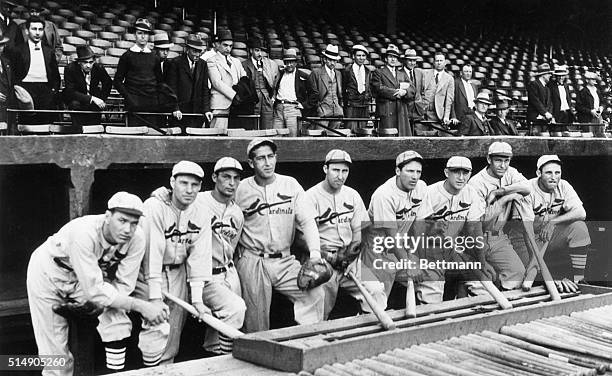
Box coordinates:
[62,61,112,106]
[14,21,63,61]
[417,69,455,121]
[452,77,479,121]
[489,116,518,136]
[342,63,371,107]
[307,67,344,117]
[575,87,601,123]
[459,113,494,136]
[370,66,412,134]
[242,57,279,98]
[166,54,211,113]
[207,52,247,110]
[403,66,424,117]
[0,55,17,123]
[526,78,552,121]
[547,80,574,121]
[274,68,310,109]
[9,42,61,91]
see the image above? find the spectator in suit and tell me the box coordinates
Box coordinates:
[197,32,216,62]
[416,52,455,132]
[0,2,19,46]
[243,38,279,129]
[207,30,247,130]
[548,65,574,125]
[307,44,344,130]
[166,35,213,130]
[13,7,62,62]
[451,64,478,123]
[273,48,309,136]
[401,49,424,124]
[342,44,371,131]
[62,45,112,126]
[489,100,519,135]
[0,27,33,130]
[576,71,604,123]
[527,63,554,123]
[9,16,60,124]
[153,33,173,79]
[370,44,412,135]
[458,91,495,136]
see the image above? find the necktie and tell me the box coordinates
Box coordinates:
[257,60,262,71]
[34,42,40,51]
[190,61,195,74]
[226,56,232,68]
[410,70,414,83]
[435,72,439,84]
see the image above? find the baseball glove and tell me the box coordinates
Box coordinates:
[53,300,104,320]
[297,258,333,290]
[327,246,361,271]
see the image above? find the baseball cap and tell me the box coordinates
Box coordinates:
[325,149,352,165]
[488,141,513,157]
[446,156,472,171]
[396,150,423,168]
[214,157,243,173]
[537,155,562,170]
[108,192,144,217]
[172,160,204,179]
[247,137,277,157]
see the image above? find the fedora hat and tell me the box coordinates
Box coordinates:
[215,29,233,42]
[352,44,368,55]
[247,38,265,49]
[153,33,173,49]
[322,44,341,61]
[474,91,492,105]
[495,100,509,110]
[134,18,153,34]
[384,44,400,57]
[584,71,599,80]
[402,48,419,60]
[282,48,298,61]
[75,45,96,61]
[553,65,569,76]
[535,63,553,76]
[185,35,205,51]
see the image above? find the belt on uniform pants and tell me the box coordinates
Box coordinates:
[256,252,283,259]
[277,100,299,105]
[212,261,234,275]
[485,230,504,237]
[163,264,182,270]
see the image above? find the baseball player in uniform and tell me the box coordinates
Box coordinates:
[235,138,325,333]
[199,157,246,354]
[414,156,489,303]
[27,192,169,375]
[519,155,591,283]
[466,142,530,294]
[304,149,386,318]
[135,161,213,366]
[361,151,430,303]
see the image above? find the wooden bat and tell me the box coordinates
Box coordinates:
[405,278,416,318]
[162,291,244,339]
[513,203,561,301]
[522,240,549,291]
[346,269,396,330]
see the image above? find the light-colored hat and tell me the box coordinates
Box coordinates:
[403,49,419,60]
[384,44,400,58]
[172,160,204,179]
[537,155,561,170]
[584,71,599,80]
[322,44,341,61]
[153,33,173,49]
[488,141,513,157]
[107,192,145,217]
[352,44,369,55]
[446,156,472,171]
[325,149,352,165]
[535,63,553,76]
[214,157,243,173]
[396,150,423,168]
[185,35,205,51]
[553,65,569,76]
[247,137,277,157]
[283,48,298,61]
[474,91,493,105]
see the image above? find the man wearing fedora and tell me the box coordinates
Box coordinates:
[207,30,247,130]
[153,32,174,79]
[370,44,412,136]
[307,44,344,131]
[243,38,279,129]
[62,45,112,126]
[548,65,574,126]
[114,19,176,127]
[401,49,424,125]
[489,99,519,136]
[273,48,309,136]
[342,44,371,131]
[527,63,554,123]
[416,52,455,130]
[166,35,213,129]
[451,64,479,124]
[576,71,604,124]
[458,92,495,136]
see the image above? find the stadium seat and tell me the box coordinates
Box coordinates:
[115,40,134,49]
[90,39,112,50]
[106,48,127,57]
[98,55,120,66]
[64,36,86,47]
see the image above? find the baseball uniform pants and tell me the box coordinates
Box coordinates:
[542,221,591,280]
[361,250,402,305]
[236,250,325,333]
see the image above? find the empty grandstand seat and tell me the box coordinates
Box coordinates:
[123,34,136,42]
[62,43,77,54]
[107,25,126,35]
[90,39,112,50]
[64,36,86,47]
[98,55,119,66]
[98,32,120,42]
[57,28,71,39]
[106,48,127,57]
[115,40,134,49]
[63,22,80,33]
[74,30,95,40]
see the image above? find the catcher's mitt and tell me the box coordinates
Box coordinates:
[323,247,361,271]
[53,300,104,320]
[297,258,333,290]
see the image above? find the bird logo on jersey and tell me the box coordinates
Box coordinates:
[211,215,239,241]
[243,193,294,217]
[164,221,202,244]
[316,203,354,225]
[395,198,422,220]
[98,246,128,282]
[429,201,471,221]
[533,198,565,217]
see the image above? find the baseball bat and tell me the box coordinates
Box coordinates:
[346,269,396,330]
[405,278,417,318]
[513,203,561,301]
[522,240,549,291]
[162,292,244,339]
[455,251,513,310]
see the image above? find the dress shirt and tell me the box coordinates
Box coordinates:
[276,70,297,102]
[352,63,365,93]
[129,44,152,53]
[558,85,570,111]
[252,57,262,71]
[462,79,475,108]
[23,39,48,82]
[387,65,396,78]
[325,66,335,81]
[587,86,600,110]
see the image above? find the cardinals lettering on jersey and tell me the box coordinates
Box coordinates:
[429,201,472,221]
[396,197,422,220]
[243,193,294,217]
[317,203,354,225]
[164,221,202,244]
[211,215,239,242]
[533,198,565,217]
[98,246,128,282]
